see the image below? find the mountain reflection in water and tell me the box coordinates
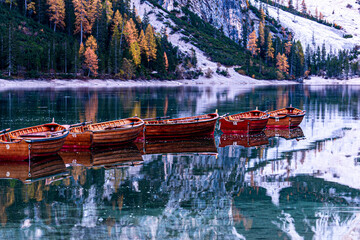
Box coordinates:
[0,85,360,239]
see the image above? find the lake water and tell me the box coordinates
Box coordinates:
[0,84,360,239]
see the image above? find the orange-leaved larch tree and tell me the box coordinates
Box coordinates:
[85,35,98,51]
[103,0,114,24]
[164,52,169,71]
[47,0,65,31]
[258,21,265,47]
[73,0,94,44]
[276,53,289,74]
[145,24,157,62]
[84,35,98,76]
[266,32,274,60]
[138,29,148,54]
[124,18,138,45]
[247,30,259,56]
[84,47,98,76]
[285,41,292,55]
[130,42,141,66]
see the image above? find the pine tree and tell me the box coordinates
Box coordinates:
[241,13,249,49]
[288,0,293,9]
[47,0,66,31]
[145,24,157,62]
[247,30,259,56]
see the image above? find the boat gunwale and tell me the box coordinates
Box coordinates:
[269,107,306,117]
[25,131,69,143]
[0,123,68,144]
[68,117,144,133]
[144,113,219,126]
[90,122,144,133]
[221,110,269,123]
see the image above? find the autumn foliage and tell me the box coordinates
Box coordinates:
[47,0,65,31]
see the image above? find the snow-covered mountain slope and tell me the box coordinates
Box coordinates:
[156,0,359,53]
[250,0,360,52]
[282,0,360,43]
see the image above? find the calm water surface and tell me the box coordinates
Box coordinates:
[0,84,360,239]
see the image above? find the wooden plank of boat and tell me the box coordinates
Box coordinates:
[136,137,218,155]
[62,117,144,149]
[265,127,305,140]
[0,123,69,161]
[267,106,305,128]
[142,112,219,139]
[219,132,269,148]
[219,110,269,134]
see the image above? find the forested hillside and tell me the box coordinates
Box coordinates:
[0,0,359,80]
[0,0,180,79]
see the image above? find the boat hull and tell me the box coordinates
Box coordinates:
[92,125,144,147]
[0,134,68,161]
[219,118,268,134]
[144,118,218,139]
[63,119,145,149]
[267,115,304,128]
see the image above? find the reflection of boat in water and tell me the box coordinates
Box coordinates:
[264,127,305,140]
[62,117,144,149]
[142,113,219,139]
[267,106,305,128]
[0,154,69,183]
[59,144,143,168]
[0,122,69,161]
[219,110,269,134]
[137,137,218,155]
[219,132,269,148]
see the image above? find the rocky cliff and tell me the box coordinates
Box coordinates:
[158,0,247,42]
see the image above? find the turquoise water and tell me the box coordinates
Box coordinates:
[0,85,360,239]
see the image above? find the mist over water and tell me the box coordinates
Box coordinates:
[0,84,360,239]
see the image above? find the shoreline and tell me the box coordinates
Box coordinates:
[2,75,359,91]
[0,75,298,91]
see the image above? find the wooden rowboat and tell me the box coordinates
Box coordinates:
[219,109,269,134]
[142,113,219,139]
[219,132,269,148]
[62,117,144,149]
[0,123,69,161]
[267,106,305,128]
